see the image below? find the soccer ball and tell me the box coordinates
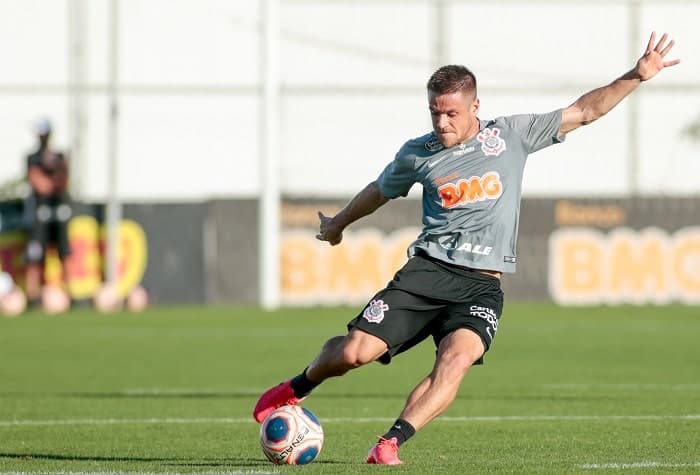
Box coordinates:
[0,272,26,318]
[1,287,27,317]
[41,285,70,314]
[94,283,123,313]
[259,405,324,465]
[126,285,149,312]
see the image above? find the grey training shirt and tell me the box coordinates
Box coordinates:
[377,109,564,273]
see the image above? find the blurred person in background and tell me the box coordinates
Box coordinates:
[24,118,73,307]
[253,32,679,464]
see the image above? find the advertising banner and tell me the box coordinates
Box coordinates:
[279,198,700,306]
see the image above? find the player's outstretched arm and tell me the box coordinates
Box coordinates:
[560,31,680,135]
[316,181,390,246]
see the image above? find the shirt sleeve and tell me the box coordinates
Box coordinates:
[376,147,417,199]
[503,109,565,154]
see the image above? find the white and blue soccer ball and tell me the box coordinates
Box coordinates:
[259,405,324,465]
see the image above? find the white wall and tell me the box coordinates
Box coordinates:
[0,0,70,181]
[0,0,697,200]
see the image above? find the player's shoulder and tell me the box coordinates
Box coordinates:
[483,116,516,130]
[398,131,444,157]
[486,110,562,130]
[480,115,536,139]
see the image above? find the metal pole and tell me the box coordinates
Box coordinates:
[259,0,281,310]
[432,0,448,69]
[106,0,121,285]
[67,0,87,198]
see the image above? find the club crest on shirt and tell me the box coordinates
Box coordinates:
[477,127,506,157]
[362,299,389,324]
[424,136,444,152]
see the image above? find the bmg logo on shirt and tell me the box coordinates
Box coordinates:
[437,171,503,208]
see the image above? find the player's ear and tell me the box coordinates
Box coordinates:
[472,97,480,115]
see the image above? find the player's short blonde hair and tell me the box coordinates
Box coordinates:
[427,65,477,96]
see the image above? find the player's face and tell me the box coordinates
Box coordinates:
[428,90,480,148]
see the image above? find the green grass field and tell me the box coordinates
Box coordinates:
[0,304,698,474]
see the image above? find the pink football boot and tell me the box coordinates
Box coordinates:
[366,437,403,465]
[253,380,305,423]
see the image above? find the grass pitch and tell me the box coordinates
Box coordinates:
[0,303,698,474]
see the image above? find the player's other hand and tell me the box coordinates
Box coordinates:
[316,211,343,245]
[636,31,680,81]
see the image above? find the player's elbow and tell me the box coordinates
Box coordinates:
[579,106,603,126]
[368,181,390,206]
[563,103,603,131]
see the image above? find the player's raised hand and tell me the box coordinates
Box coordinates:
[636,31,680,81]
[316,211,343,245]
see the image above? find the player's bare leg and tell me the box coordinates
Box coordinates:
[25,263,43,304]
[306,329,388,380]
[400,329,484,430]
[253,329,387,422]
[368,329,484,464]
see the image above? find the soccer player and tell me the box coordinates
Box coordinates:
[253,32,679,464]
[24,118,73,306]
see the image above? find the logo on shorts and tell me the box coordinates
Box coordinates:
[362,299,389,324]
[477,127,506,157]
[470,305,499,341]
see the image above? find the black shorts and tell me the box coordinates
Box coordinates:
[347,253,504,365]
[25,194,72,264]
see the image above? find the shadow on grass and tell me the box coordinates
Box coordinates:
[0,452,347,467]
[168,457,347,467]
[0,452,187,463]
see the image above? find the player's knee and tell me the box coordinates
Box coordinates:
[452,351,480,372]
[438,329,485,369]
[437,348,481,379]
[316,336,369,373]
[25,240,45,264]
[338,345,370,369]
[338,339,382,368]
